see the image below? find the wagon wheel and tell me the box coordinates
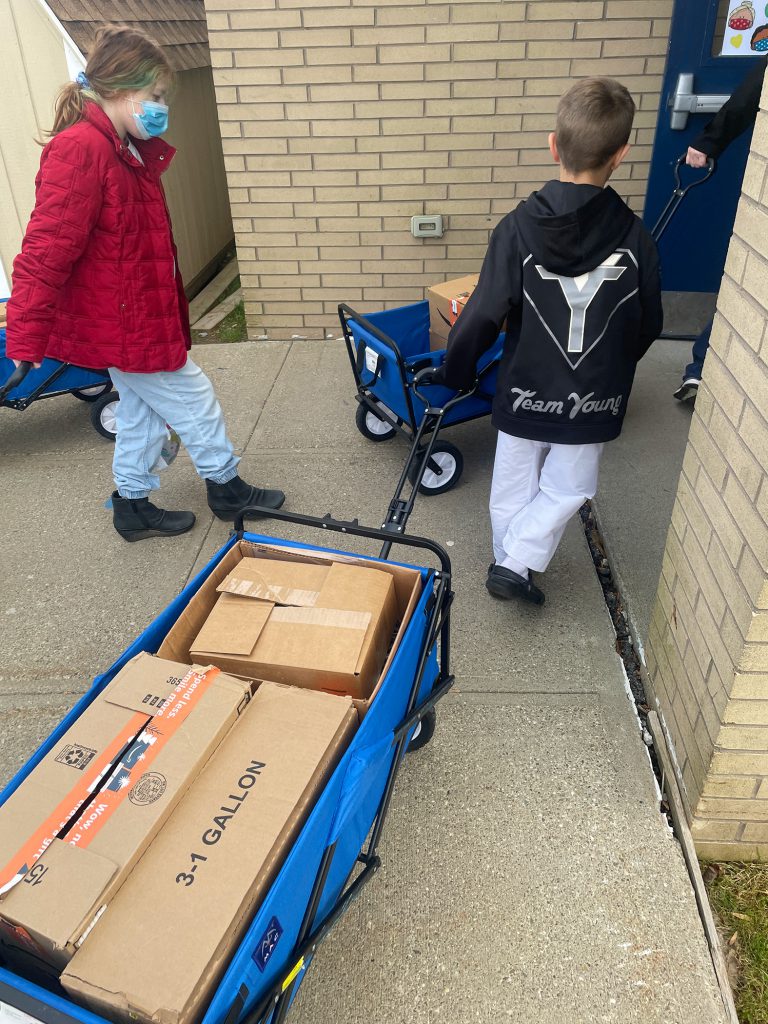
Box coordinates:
[72,382,112,402]
[407,708,436,753]
[355,402,397,441]
[90,390,119,441]
[408,441,463,496]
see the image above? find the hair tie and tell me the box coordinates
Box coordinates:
[76,71,90,89]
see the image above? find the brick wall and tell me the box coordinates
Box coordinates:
[203,0,672,339]
[646,72,768,861]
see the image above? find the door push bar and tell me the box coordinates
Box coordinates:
[670,73,730,130]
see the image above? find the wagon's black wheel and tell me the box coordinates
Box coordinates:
[408,441,463,496]
[90,390,119,441]
[407,708,436,753]
[72,382,111,402]
[355,402,397,442]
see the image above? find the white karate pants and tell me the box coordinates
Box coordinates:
[489,432,604,574]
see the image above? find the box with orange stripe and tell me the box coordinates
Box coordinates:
[0,654,251,974]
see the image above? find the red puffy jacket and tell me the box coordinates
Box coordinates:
[6,103,190,373]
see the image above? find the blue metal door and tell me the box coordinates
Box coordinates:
[644,0,764,291]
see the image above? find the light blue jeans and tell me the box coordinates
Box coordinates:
[108,358,239,499]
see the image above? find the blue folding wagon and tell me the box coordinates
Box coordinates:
[0,482,454,1024]
[339,300,504,496]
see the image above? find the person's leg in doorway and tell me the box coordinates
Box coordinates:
[674,318,712,402]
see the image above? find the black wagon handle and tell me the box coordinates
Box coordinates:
[672,151,716,193]
[233,506,452,576]
[0,360,33,404]
[652,153,716,242]
[410,365,480,411]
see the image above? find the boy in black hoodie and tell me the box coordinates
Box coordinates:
[434,78,663,606]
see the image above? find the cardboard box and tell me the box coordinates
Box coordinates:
[0,654,251,972]
[62,682,357,1024]
[158,541,422,707]
[187,557,395,700]
[426,274,479,347]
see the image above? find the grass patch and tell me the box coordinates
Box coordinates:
[216,300,246,343]
[705,861,768,1023]
[191,275,248,344]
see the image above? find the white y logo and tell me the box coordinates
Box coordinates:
[536,254,626,353]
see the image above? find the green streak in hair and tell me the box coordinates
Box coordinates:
[97,58,167,94]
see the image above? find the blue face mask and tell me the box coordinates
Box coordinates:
[129,99,169,140]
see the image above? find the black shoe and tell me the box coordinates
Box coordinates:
[112,492,195,542]
[673,378,699,403]
[486,564,545,606]
[206,475,285,521]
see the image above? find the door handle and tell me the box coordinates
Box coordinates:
[669,73,730,129]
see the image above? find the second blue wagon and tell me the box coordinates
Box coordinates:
[339,300,504,496]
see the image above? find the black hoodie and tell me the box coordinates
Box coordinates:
[439,181,663,444]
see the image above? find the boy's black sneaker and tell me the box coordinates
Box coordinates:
[112,492,195,542]
[486,564,545,606]
[673,378,699,403]
[206,475,285,521]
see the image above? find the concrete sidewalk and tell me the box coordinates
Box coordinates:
[0,339,723,1023]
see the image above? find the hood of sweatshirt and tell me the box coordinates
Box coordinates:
[515,180,637,277]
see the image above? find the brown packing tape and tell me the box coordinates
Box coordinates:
[243,542,348,565]
[216,559,326,607]
[270,607,371,631]
[192,604,371,675]
[242,607,370,676]
[218,578,321,606]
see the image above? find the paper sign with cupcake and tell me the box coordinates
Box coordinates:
[721,2,768,55]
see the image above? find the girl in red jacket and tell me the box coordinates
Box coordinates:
[6,27,285,542]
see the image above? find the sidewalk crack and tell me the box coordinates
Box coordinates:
[241,341,293,455]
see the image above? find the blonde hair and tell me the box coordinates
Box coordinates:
[49,25,173,137]
[555,78,635,173]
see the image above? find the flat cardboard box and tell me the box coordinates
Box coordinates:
[62,682,357,1024]
[0,654,251,972]
[159,541,422,707]
[427,274,479,346]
